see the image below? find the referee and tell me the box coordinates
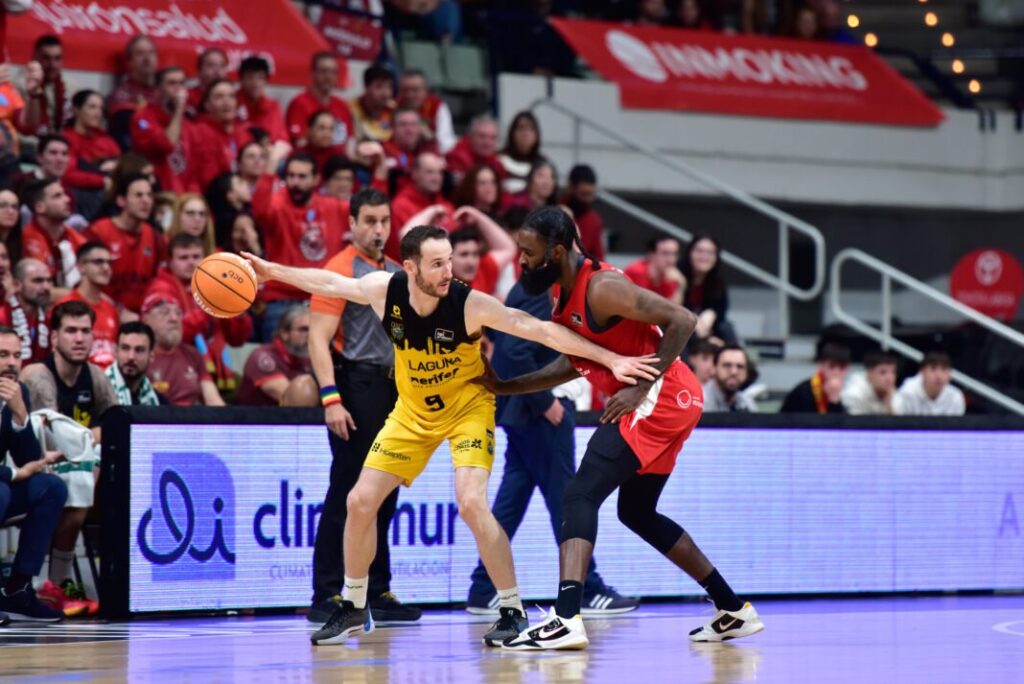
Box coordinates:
[306,188,420,624]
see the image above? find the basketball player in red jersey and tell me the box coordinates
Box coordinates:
[489,207,764,650]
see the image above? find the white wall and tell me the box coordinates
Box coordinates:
[498,74,1024,212]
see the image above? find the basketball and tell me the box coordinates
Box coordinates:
[191,253,258,318]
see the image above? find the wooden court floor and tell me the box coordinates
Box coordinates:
[1,596,1023,683]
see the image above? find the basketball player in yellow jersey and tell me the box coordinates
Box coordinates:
[242,226,658,647]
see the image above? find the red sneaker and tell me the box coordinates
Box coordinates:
[37,580,88,617]
[59,580,100,617]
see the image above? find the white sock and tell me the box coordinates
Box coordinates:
[49,549,75,584]
[497,586,525,616]
[343,576,368,609]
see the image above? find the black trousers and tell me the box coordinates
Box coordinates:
[311,363,399,603]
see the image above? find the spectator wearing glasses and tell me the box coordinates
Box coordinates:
[702,344,758,412]
[142,293,224,407]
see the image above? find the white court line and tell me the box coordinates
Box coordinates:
[992,620,1024,638]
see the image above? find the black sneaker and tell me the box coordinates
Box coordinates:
[581,584,640,615]
[368,591,422,624]
[0,586,64,623]
[307,595,342,624]
[0,611,9,626]
[310,600,374,645]
[482,607,528,647]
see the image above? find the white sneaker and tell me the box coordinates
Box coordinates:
[688,602,764,643]
[502,608,589,651]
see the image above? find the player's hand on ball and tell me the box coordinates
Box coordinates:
[600,383,649,423]
[609,354,660,386]
[240,252,273,283]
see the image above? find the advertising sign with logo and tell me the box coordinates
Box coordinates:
[308,5,384,62]
[549,19,943,127]
[5,0,338,86]
[949,249,1024,321]
[124,423,1024,613]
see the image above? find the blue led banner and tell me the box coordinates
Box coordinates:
[125,424,1024,613]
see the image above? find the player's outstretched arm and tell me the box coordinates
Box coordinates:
[466,290,659,386]
[475,355,581,396]
[241,252,391,307]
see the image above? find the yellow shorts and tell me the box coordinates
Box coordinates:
[364,395,496,486]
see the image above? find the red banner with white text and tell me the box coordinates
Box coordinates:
[310,6,384,62]
[5,0,342,87]
[550,19,943,127]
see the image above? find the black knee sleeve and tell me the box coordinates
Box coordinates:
[617,500,685,555]
[560,474,600,544]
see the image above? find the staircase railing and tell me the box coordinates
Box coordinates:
[830,248,1024,415]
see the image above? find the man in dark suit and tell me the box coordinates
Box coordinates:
[465,283,638,616]
[0,325,66,623]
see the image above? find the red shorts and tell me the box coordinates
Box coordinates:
[617,360,703,475]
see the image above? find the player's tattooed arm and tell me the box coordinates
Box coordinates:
[18,364,58,411]
[476,355,580,396]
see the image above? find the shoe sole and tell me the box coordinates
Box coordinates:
[5,613,64,623]
[689,620,765,643]
[502,635,590,651]
[581,605,639,616]
[311,618,375,645]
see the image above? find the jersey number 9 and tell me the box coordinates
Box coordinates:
[425,394,445,411]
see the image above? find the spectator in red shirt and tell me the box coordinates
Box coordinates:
[624,236,684,305]
[0,258,52,364]
[286,52,353,149]
[130,67,192,194]
[145,233,252,393]
[237,141,269,190]
[107,35,160,150]
[397,69,456,153]
[64,90,120,173]
[19,35,73,137]
[498,111,545,194]
[168,193,217,256]
[190,79,254,193]
[349,63,395,144]
[451,164,503,220]
[448,206,517,297]
[22,134,103,221]
[383,107,437,195]
[0,188,23,264]
[301,110,348,175]
[237,56,288,143]
[320,155,356,203]
[229,211,263,258]
[446,114,504,184]
[251,152,347,339]
[562,164,606,261]
[504,160,558,213]
[386,151,452,261]
[55,242,119,368]
[21,177,85,293]
[238,304,312,406]
[85,173,163,315]
[142,293,224,406]
[186,47,227,118]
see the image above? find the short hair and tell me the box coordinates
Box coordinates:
[37,134,69,156]
[239,56,270,78]
[14,258,48,282]
[921,351,952,370]
[363,63,395,89]
[26,176,61,210]
[449,228,481,249]
[200,78,233,111]
[155,66,185,86]
[34,35,62,52]
[323,154,354,181]
[400,68,427,83]
[349,187,389,220]
[50,300,95,331]
[400,225,448,262]
[469,114,497,131]
[690,338,721,358]
[645,236,678,253]
[0,324,20,343]
[168,233,204,255]
[306,109,334,129]
[115,171,151,199]
[310,51,336,71]
[76,241,109,263]
[393,106,421,121]
[569,164,597,185]
[285,152,317,175]
[864,349,898,370]
[816,341,851,365]
[277,304,308,333]
[197,47,227,70]
[714,343,748,366]
[71,89,100,110]
[125,35,154,58]
[118,321,155,350]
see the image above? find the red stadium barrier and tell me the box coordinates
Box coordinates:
[550,18,943,127]
[5,0,343,87]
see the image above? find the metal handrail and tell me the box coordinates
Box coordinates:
[830,248,1024,415]
[530,97,827,337]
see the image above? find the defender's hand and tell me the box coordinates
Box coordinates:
[609,354,660,386]
[600,383,650,424]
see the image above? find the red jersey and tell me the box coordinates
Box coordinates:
[445,136,505,181]
[63,127,121,166]
[148,344,210,406]
[188,116,253,192]
[551,259,702,475]
[131,103,194,194]
[285,90,354,147]
[251,176,347,301]
[107,77,160,116]
[624,259,679,300]
[237,338,312,407]
[299,143,348,175]
[470,253,500,296]
[386,185,453,261]
[21,221,87,286]
[85,218,164,313]
[237,92,288,142]
[0,303,49,364]
[56,290,119,368]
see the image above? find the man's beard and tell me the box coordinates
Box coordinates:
[56,346,87,368]
[519,258,562,296]
[285,342,309,358]
[287,186,313,205]
[120,363,143,382]
[415,271,449,298]
[0,367,18,381]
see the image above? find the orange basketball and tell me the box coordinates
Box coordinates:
[191,253,258,318]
